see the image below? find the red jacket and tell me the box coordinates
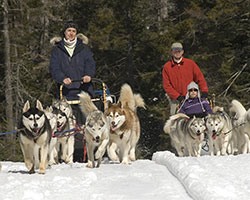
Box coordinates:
[162,57,208,99]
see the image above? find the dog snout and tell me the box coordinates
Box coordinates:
[111,121,115,126]
[34,123,38,128]
[212,130,216,133]
[95,136,100,143]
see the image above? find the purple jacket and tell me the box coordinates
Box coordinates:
[179,97,212,118]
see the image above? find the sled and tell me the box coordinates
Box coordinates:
[59,78,116,110]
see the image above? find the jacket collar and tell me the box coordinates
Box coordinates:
[171,57,184,67]
[57,39,85,57]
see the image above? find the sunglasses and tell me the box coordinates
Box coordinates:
[189,89,198,92]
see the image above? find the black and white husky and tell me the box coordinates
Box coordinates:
[52,98,76,164]
[18,100,52,174]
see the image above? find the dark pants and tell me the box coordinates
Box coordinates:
[70,104,86,163]
[70,104,86,125]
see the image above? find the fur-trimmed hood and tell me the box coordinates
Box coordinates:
[179,81,205,113]
[50,33,88,46]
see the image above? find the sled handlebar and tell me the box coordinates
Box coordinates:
[59,78,109,109]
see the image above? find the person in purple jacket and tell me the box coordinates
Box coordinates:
[178,82,212,118]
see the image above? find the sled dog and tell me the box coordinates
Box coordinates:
[79,92,109,168]
[105,84,145,164]
[205,106,233,156]
[51,106,74,164]
[44,106,58,165]
[52,98,75,164]
[164,113,206,157]
[229,99,250,154]
[18,100,52,174]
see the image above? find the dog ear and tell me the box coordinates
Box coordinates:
[118,101,122,108]
[61,96,67,102]
[45,106,53,113]
[36,100,44,111]
[106,100,112,108]
[23,100,30,113]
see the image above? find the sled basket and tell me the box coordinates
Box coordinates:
[59,78,116,110]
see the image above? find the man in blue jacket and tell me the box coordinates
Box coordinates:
[50,21,96,163]
[50,21,96,123]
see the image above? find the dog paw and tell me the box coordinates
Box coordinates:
[110,156,119,162]
[86,161,94,168]
[39,168,46,174]
[121,158,129,164]
[129,155,136,161]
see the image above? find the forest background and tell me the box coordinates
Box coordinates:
[0,0,249,161]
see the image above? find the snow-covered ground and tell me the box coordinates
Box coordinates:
[1,151,250,200]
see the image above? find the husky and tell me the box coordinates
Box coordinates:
[105,84,145,164]
[18,100,52,174]
[52,98,76,164]
[205,106,234,156]
[78,92,109,168]
[44,106,58,165]
[229,99,250,154]
[164,113,206,157]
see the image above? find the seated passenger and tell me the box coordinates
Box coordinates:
[178,82,212,118]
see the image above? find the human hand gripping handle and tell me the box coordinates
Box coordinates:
[82,75,91,83]
[201,92,208,100]
[63,76,92,85]
[177,95,185,104]
[63,78,72,85]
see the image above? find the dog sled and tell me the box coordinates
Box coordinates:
[59,78,116,110]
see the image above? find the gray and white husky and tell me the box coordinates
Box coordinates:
[79,92,109,168]
[52,98,76,164]
[205,106,234,156]
[164,113,206,157]
[18,100,52,174]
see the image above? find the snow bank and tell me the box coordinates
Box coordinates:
[152,151,250,200]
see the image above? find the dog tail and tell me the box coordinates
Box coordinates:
[119,83,136,111]
[78,91,98,116]
[163,113,189,134]
[230,99,246,119]
[212,106,224,113]
[134,94,146,109]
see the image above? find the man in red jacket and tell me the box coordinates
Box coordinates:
[162,42,208,115]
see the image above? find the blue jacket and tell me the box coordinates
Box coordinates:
[179,97,212,118]
[50,38,95,100]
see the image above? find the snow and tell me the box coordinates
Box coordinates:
[1,151,250,200]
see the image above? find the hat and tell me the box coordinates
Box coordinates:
[171,42,183,50]
[63,21,78,33]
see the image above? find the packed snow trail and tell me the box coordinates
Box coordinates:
[0,159,191,200]
[153,151,250,200]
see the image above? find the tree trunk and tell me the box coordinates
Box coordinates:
[3,0,14,132]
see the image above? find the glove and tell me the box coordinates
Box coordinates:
[201,92,208,99]
[177,96,185,103]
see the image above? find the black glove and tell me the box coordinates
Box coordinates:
[201,92,208,99]
[177,96,185,103]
